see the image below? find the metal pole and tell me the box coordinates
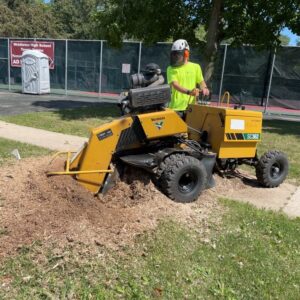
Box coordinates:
[138,42,142,73]
[65,39,68,95]
[98,40,103,99]
[7,38,10,91]
[264,49,276,113]
[218,44,228,104]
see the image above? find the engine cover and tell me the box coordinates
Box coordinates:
[129,84,170,109]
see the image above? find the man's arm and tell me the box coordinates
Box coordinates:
[171,81,199,96]
[171,80,209,96]
[199,80,210,96]
[171,81,192,95]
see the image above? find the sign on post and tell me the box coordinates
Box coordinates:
[122,63,131,74]
[10,40,55,69]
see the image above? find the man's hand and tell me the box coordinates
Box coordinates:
[190,88,200,96]
[202,87,210,96]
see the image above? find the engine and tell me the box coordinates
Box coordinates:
[119,63,170,115]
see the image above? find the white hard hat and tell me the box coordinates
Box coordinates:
[171,39,190,51]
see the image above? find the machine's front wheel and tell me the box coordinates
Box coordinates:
[255,150,289,188]
[158,154,207,203]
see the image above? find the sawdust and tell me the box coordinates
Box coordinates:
[0,157,221,259]
[0,157,296,259]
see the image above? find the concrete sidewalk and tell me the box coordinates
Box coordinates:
[0,121,87,151]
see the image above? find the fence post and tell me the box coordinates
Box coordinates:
[218,44,228,104]
[138,42,142,73]
[264,49,276,113]
[98,40,103,99]
[65,39,68,95]
[7,38,10,91]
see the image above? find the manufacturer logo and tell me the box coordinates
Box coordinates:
[244,133,260,140]
[154,121,164,130]
[226,133,260,140]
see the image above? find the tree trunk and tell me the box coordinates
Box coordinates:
[203,0,222,84]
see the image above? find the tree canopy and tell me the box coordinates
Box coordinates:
[94,0,299,47]
[0,0,299,79]
[51,0,100,39]
[93,0,300,79]
[279,35,291,46]
[0,0,101,39]
[0,0,61,38]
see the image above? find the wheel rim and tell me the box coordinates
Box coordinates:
[178,171,198,194]
[270,162,282,179]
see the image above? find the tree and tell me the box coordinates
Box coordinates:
[0,0,33,9]
[0,4,21,36]
[51,0,100,39]
[279,35,291,46]
[297,39,300,46]
[94,0,300,82]
[0,1,62,38]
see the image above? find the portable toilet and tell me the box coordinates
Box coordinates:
[21,50,50,94]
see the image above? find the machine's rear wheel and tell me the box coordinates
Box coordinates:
[158,154,207,203]
[255,150,288,188]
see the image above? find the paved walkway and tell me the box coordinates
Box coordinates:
[283,188,300,218]
[0,91,117,116]
[0,121,87,151]
[221,179,300,219]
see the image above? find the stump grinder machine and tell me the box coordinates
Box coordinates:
[48,64,289,202]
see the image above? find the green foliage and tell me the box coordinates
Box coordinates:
[51,0,100,39]
[1,201,300,298]
[93,0,200,46]
[195,25,206,42]
[279,35,291,46]
[94,0,300,49]
[0,0,62,38]
[0,0,101,39]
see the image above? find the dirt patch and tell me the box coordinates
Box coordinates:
[1,157,296,259]
[0,157,221,259]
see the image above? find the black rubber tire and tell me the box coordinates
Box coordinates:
[255,150,289,188]
[158,154,207,203]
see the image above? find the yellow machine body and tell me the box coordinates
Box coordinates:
[138,108,187,139]
[48,87,288,201]
[56,109,187,193]
[185,105,263,159]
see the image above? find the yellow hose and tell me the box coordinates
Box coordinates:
[221,91,230,107]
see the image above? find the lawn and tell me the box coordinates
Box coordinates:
[0,137,51,166]
[1,199,300,299]
[0,104,119,137]
[0,108,299,298]
[1,107,299,182]
[257,119,300,182]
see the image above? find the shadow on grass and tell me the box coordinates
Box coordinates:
[263,119,300,138]
[32,100,120,120]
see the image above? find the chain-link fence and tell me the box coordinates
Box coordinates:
[0,38,300,112]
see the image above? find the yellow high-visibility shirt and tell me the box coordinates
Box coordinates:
[167,62,204,111]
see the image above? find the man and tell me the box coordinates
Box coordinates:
[167,39,210,114]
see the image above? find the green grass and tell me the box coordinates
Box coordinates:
[0,104,119,137]
[257,119,300,183]
[1,200,300,299]
[0,137,51,166]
